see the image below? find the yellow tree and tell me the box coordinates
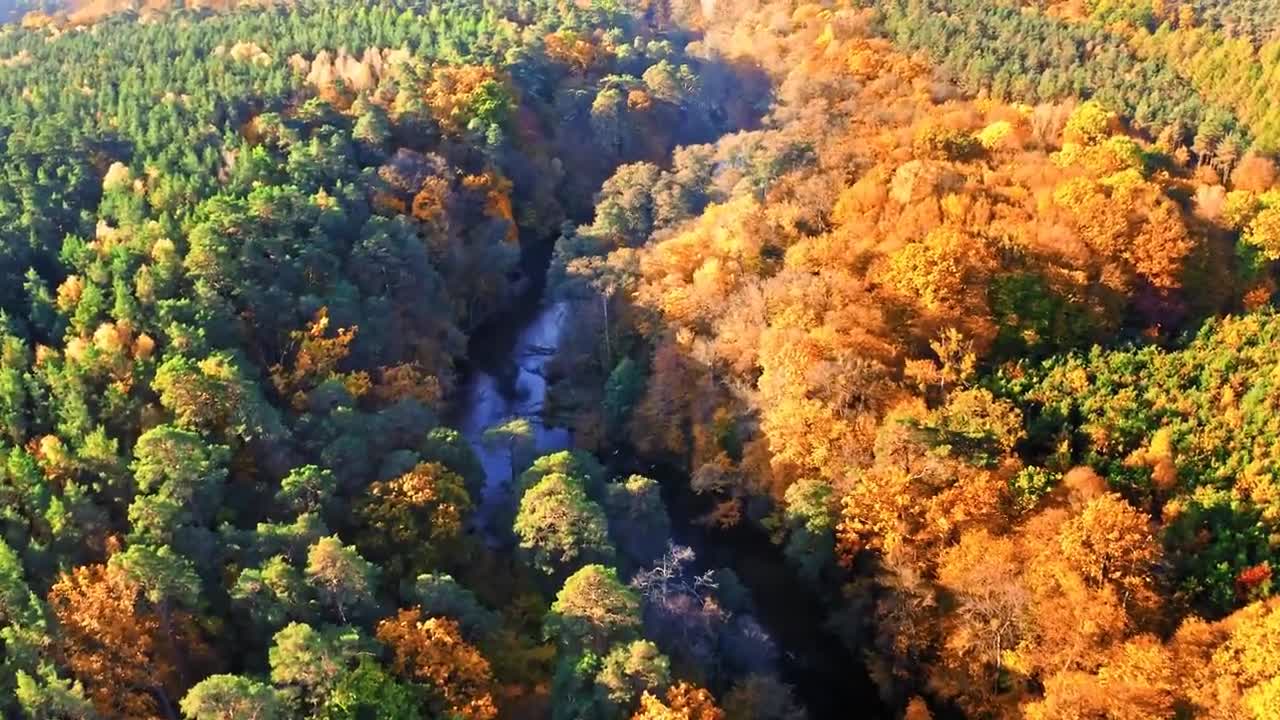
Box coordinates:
[269,308,369,410]
[1173,598,1280,718]
[1025,635,1178,720]
[1056,492,1159,608]
[358,461,472,578]
[934,530,1029,706]
[631,682,725,720]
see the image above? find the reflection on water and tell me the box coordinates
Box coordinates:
[455,300,573,531]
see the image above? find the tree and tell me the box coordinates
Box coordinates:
[1057,493,1158,602]
[1244,206,1280,261]
[13,668,98,720]
[483,418,534,486]
[407,574,499,641]
[595,640,671,713]
[545,565,641,654]
[603,475,671,568]
[604,358,645,438]
[357,462,471,578]
[515,473,616,579]
[317,659,423,720]
[721,675,805,720]
[268,622,368,703]
[108,545,201,611]
[276,465,338,516]
[180,676,281,720]
[935,530,1029,699]
[1064,101,1115,146]
[131,425,230,527]
[269,308,367,411]
[375,608,498,720]
[231,555,312,632]
[632,683,725,720]
[519,451,607,498]
[153,353,280,441]
[780,479,837,583]
[1186,598,1280,717]
[305,537,379,624]
[47,564,198,720]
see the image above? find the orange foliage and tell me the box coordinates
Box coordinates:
[270,308,369,410]
[422,65,505,135]
[631,682,725,720]
[376,609,498,720]
[463,171,518,242]
[48,564,208,720]
[371,363,444,408]
[412,176,453,225]
[543,31,599,74]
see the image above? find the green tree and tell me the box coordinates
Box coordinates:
[594,640,671,714]
[276,465,338,516]
[602,475,670,568]
[231,556,313,632]
[406,573,499,641]
[180,675,282,720]
[780,479,836,583]
[269,623,368,703]
[603,358,644,438]
[306,537,379,624]
[131,425,230,527]
[483,417,535,486]
[545,565,641,654]
[515,473,616,579]
[318,658,423,720]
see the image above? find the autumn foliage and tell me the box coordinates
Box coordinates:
[376,608,498,720]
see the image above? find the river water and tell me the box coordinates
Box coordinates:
[453,297,573,521]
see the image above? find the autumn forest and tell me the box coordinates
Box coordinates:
[0,0,1277,717]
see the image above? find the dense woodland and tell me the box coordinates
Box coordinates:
[0,0,1278,718]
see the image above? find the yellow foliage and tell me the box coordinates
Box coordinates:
[976,120,1013,150]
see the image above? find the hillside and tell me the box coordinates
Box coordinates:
[0,0,1279,719]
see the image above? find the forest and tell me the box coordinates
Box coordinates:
[0,0,1278,718]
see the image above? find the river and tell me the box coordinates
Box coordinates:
[449,235,890,719]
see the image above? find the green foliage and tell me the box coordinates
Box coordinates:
[276,465,338,516]
[519,450,608,499]
[305,537,379,624]
[180,675,283,720]
[545,564,641,655]
[13,668,97,720]
[231,555,314,633]
[269,622,369,703]
[603,357,645,437]
[131,425,229,527]
[406,573,500,641]
[1009,466,1060,514]
[602,475,670,568]
[318,658,424,720]
[874,0,1245,145]
[515,473,616,579]
[781,479,837,583]
[484,417,535,484]
[107,544,202,608]
[1165,488,1275,614]
[1000,311,1280,614]
[594,640,671,712]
